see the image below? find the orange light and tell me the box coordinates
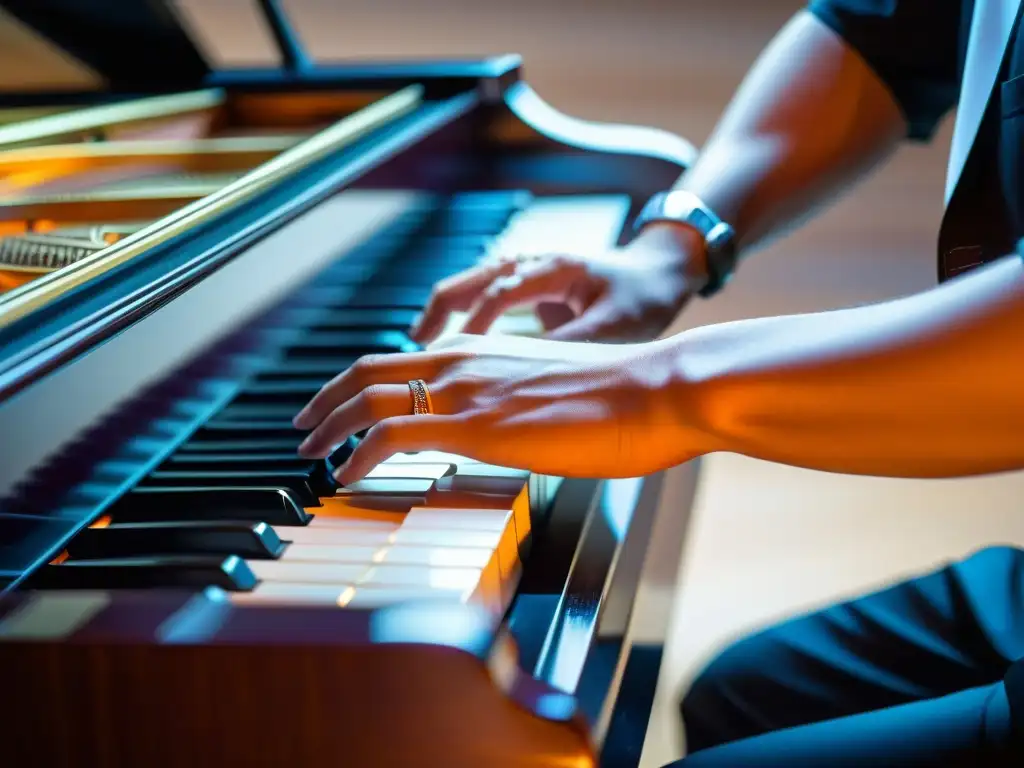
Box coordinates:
[28,219,58,233]
[49,550,68,564]
[89,515,112,529]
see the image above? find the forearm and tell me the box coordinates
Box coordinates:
[670,10,906,253]
[671,255,1024,478]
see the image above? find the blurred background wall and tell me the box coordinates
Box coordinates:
[13,0,1021,763]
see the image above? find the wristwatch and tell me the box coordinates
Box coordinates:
[633,190,738,298]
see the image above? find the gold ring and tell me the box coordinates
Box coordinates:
[408,379,433,415]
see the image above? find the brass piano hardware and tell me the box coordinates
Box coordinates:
[0,85,424,327]
[0,173,246,225]
[0,134,307,177]
[0,107,76,127]
[0,225,145,290]
[0,89,226,150]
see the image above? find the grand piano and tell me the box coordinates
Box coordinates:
[0,2,699,765]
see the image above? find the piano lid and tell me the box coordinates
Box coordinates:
[0,0,308,95]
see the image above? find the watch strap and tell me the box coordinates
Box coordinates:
[634,190,737,297]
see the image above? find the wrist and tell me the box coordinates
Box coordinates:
[637,334,730,460]
[632,222,711,292]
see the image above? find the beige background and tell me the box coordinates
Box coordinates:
[5,1,1023,764]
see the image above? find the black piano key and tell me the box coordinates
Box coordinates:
[110,487,312,526]
[176,439,307,454]
[280,330,419,359]
[190,420,307,443]
[162,455,332,493]
[28,555,257,591]
[397,239,492,258]
[309,308,420,331]
[419,213,518,236]
[325,436,360,476]
[142,471,323,506]
[66,521,284,560]
[165,452,311,466]
[256,360,357,379]
[0,514,81,572]
[303,285,433,309]
[348,286,434,308]
[233,380,324,404]
[215,403,308,421]
[370,265,475,287]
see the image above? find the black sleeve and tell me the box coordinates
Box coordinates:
[807,0,966,141]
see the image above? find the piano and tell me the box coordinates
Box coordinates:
[0,1,698,766]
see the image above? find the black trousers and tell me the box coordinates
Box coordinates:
[668,545,1024,766]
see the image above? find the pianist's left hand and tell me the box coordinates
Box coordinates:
[292,333,707,484]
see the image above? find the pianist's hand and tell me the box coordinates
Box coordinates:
[409,224,707,344]
[293,333,707,483]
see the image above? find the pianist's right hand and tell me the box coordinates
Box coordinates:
[409,223,708,345]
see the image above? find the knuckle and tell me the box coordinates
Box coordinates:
[483,281,508,301]
[352,354,382,378]
[426,284,452,308]
[548,253,571,270]
[370,420,396,448]
[358,385,389,417]
[434,375,473,405]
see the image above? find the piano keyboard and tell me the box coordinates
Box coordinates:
[13,190,630,621]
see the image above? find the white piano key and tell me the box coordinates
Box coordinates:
[282,543,495,569]
[280,544,380,563]
[390,527,502,549]
[359,564,482,590]
[385,451,484,466]
[359,564,502,614]
[397,508,520,592]
[275,526,396,547]
[403,506,513,532]
[230,582,476,609]
[315,494,420,523]
[366,463,454,480]
[334,478,435,495]
[231,582,351,605]
[247,561,367,583]
[433,463,529,494]
[342,587,474,609]
[244,560,503,614]
[304,517,400,531]
[424,485,533,552]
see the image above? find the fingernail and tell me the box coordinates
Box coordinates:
[297,437,313,456]
[332,463,350,484]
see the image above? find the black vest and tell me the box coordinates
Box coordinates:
[939,3,1024,280]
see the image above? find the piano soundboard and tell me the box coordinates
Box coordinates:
[0,1,698,766]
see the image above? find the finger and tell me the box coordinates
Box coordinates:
[544,302,618,342]
[297,383,420,458]
[425,332,477,351]
[293,350,448,430]
[461,259,577,335]
[536,301,576,331]
[409,260,516,343]
[333,414,465,484]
